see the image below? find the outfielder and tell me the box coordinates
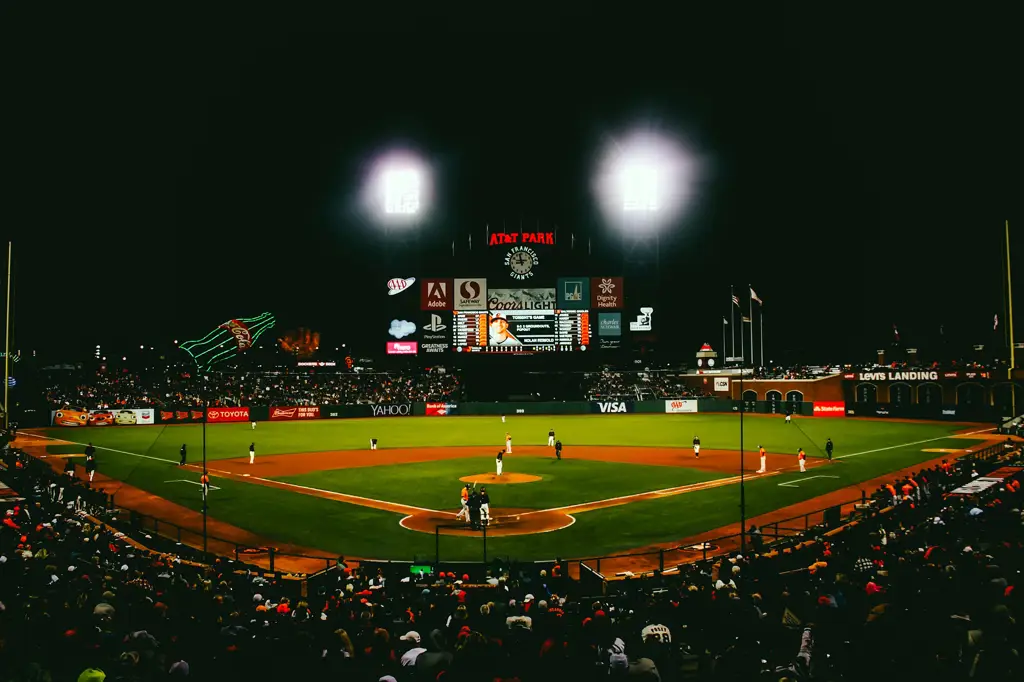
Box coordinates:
[547,428,555,447]
[456,484,470,521]
[251,420,257,430]
[505,432,512,453]
[249,442,256,464]
[757,445,767,474]
[480,487,490,526]
[798,447,807,472]
[785,412,792,424]
[370,438,378,450]
[496,449,504,476]
[501,414,506,423]
[692,435,700,459]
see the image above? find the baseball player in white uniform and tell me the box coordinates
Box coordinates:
[249,442,255,464]
[251,420,256,430]
[757,445,767,474]
[692,436,700,459]
[505,432,512,453]
[501,414,506,423]
[785,413,792,424]
[496,450,504,476]
[547,429,555,447]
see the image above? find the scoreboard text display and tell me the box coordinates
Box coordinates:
[452,287,591,354]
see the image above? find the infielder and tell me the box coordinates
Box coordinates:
[547,428,555,447]
[480,487,490,526]
[85,453,97,482]
[251,420,257,430]
[249,442,256,464]
[456,484,470,521]
[757,445,767,474]
[496,449,504,476]
[692,435,700,459]
[505,432,512,453]
[370,438,378,450]
[798,447,807,472]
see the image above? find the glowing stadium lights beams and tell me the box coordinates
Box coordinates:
[361,148,432,227]
[593,128,700,232]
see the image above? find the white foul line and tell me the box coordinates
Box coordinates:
[20,431,177,464]
[833,427,993,460]
[778,474,840,487]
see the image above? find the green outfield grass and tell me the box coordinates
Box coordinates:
[27,415,989,561]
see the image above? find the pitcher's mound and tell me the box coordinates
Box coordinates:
[460,473,541,484]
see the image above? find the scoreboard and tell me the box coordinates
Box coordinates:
[452,309,591,354]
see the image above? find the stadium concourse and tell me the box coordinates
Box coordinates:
[2,434,1023,681]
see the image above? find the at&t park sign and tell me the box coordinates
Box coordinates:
[489,231,554,246]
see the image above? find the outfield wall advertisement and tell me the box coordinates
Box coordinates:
[159,409,207,424]
[207,407,250,423]
[812,401,845,417]
[590,401,634,414]
[320,404,414,419]
[269,406,320,421]
[425,402,459,416]
[664,400,698,414]
[51,408,155,427]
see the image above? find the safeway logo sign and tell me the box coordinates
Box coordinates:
[454,278,487,310]
[812,401,845,417]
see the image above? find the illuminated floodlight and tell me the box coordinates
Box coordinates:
[593,128,701,231]
[383,168,420,214]
[362,148,432,226]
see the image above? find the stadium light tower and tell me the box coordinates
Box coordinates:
[362,149,432,231]
[593,129,700,272]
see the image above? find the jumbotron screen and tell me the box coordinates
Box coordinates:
[452,287,591,354]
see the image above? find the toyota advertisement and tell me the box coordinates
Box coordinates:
[207,407,251,423]
[269,406,321,421]
[425,402,459,416]
[812,401,845,417]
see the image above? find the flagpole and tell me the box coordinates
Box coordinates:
[730,285,736,361]
[3,242,11,430]
[749,287,755,368]
[760,308,765,369]
[723,318,727,362]
[1007,220,1015,416]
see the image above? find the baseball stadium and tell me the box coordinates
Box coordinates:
[3,15,1022,682]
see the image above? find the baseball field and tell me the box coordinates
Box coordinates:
[16,414,995,569]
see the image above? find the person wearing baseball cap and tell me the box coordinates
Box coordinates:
[488,313,521,346]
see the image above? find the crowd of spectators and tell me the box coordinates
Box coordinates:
[2,435,1021,681]
[583,370,711,401]
[44,367,461,410]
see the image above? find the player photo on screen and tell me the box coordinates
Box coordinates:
[488,313,522,346]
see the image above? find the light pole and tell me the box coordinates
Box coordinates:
[739,372,746,554]
[202,376,208,553]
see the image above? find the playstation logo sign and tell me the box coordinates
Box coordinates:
[424,314,447,332]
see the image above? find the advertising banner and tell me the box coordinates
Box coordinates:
[51,408,155,427]
[454,278,487,310]
[487,288,556,310]
[421,312,450,354]
[598,313,622,336]
[713,377,730,392]
[812,401,846,417]
[158,409,207,424]
[207,407,250,423]
[425,402,459,416]
[421,279,453,310]
[590,401,634,414]
[557,278,590,310]
[665,399,698,414]
[386,341,418,355]
[591,277,625,310]
[269,406,321,421]
[369,403,412,417]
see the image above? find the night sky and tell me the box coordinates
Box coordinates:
[1,5,1018,365]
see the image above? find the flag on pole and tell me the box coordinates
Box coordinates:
[732,295,740,306]
[893,324,900,341]
[742,316,752,323]
[723,317,728,325]
[750,287,762,305]
[994,314,999,331]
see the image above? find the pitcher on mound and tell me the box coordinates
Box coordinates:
[496,449,504,476]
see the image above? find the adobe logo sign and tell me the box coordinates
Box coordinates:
[812,401,845,417]
[386,341,418,355]
[421,279,453,310]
